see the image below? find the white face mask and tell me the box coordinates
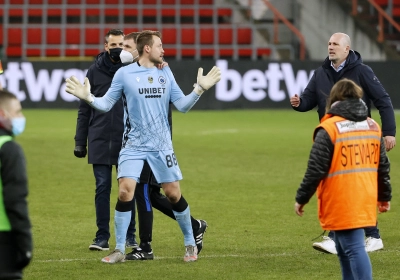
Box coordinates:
[120,49,133,64]
[120,49,139,64]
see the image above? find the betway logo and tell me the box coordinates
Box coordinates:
[216,60,314,102]
[0,62,87,102]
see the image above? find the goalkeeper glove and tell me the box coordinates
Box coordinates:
[65,76,94,103]
[193,66,221,95]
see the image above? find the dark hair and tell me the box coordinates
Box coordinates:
[0,89,18,109]
[124,32,141,43]
[326,78,363,112]
[105,29,124,43]
[136,30,161,56]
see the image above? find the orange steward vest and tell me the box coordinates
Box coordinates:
[315,114,381,230]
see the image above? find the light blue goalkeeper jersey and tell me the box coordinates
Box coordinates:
[90,63,200,151]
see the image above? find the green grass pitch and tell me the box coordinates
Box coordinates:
[18,109,400,280]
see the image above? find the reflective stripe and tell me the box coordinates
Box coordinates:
[335,135,381,143]
[0,136,13,231]
[327,168,378,178]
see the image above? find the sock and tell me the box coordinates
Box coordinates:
[140,242,152,252]
[114,207,132,253]
[173,206,195,246]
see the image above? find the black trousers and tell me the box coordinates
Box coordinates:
[134,183,176,244]
[0,232,23,280]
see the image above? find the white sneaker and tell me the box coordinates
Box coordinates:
[365,237,384,252]
[183,245,198,262]
[312,236,337,254]
[101,249,126,264]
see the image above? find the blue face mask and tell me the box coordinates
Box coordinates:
[11,117,26,136]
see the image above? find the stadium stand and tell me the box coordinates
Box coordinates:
[0,0,284,60]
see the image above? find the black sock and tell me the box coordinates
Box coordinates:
[115,199,133,212]
[171,195,188,212]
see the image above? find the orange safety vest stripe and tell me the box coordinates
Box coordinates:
[314,115,381,230]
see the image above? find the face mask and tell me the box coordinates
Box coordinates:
[109,48,123,62]
[11,117,26,136]
[120,49,134,64]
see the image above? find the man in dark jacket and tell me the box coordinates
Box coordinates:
[0,89,32,279]
[290,32,396,254]
[74,29,137,251]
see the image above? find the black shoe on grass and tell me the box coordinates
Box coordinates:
[125,248,154,260]
[194,219,207,254]
[89,239,109,251]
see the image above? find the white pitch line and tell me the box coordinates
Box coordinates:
[33,249,400,263]
[34,252,295,263]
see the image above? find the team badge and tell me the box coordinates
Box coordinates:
[148,76,153,84]
[158,76,166,85]
[136,77,140,82]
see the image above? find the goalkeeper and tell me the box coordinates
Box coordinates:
[65,30,221,264]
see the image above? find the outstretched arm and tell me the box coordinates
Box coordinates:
[171,66,221,112]
[66,71,123,112]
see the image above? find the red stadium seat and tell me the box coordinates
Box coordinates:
[200,28,214,44]
[67,0,81,3]
[66,28,81,44]
[46,49,61,56]
[28,0,44,3]
[85,28,101,44]
[48,0,62,4]
[181,28,196,44]
[181,48,196,57]
[161,28,177,44]
[28,28,42,44]
[46,28,61,44]
[219,49,234,57]
[257,48,271,57]
[200,49,215,57]
[26,49,41,56]
[65,49,81,56]
[7,28,22,45]
[6,47,22,57]
[10,0,23,3]
[218,28,233,44]
[85,49,101,56]
[237,28,252,44]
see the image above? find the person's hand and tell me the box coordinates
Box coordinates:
[290,94,300,107]
[377,201,390,213]
[384,136,396,152]
[157,61,169,69]
[65,76,93,103]
[294,202,305,216]
[74,146,87,158]
[194,66,221,95]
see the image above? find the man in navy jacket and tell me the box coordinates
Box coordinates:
[290,32,396,254]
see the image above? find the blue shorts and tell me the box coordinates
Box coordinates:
[118,148,183,184]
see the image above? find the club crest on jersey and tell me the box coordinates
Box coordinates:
[136,77,140,82]
[148,76,153,84]
[158,76,166,85]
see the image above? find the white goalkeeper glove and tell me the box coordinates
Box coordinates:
[65,76,94,103]
[193,66,221,95]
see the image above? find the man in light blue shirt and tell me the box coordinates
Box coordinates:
[66,30,221,263]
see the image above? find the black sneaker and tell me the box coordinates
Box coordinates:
[194,219,207,254]
[89,239,109,251]
[126,237,139,249]
[125,248,154,261]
